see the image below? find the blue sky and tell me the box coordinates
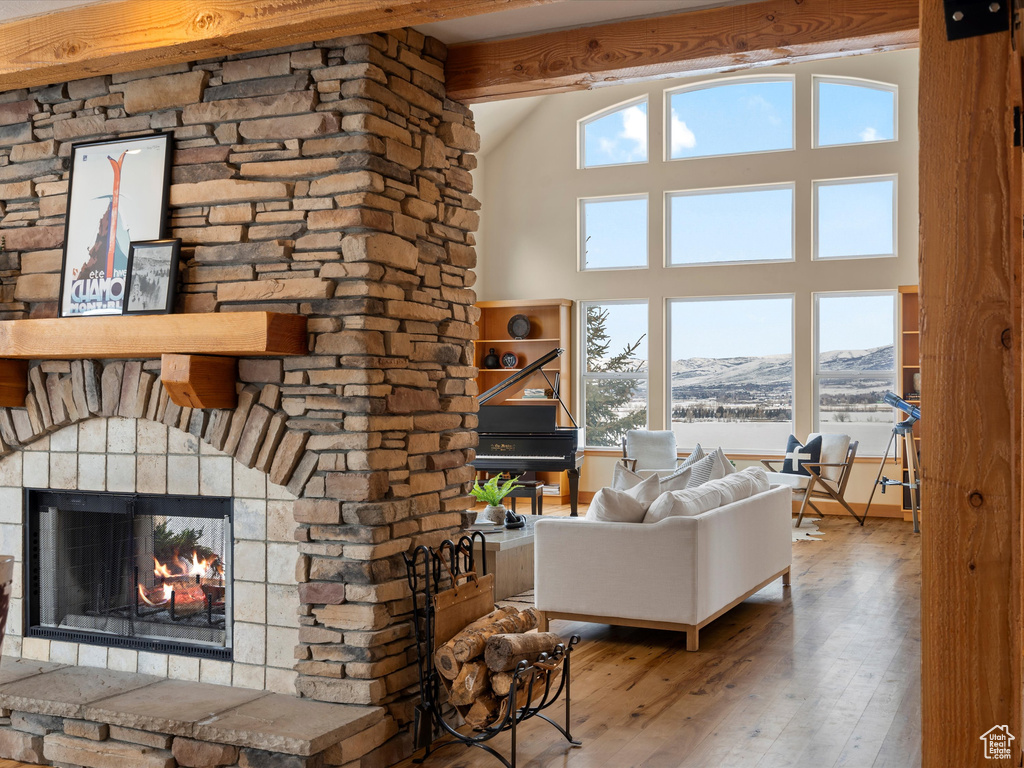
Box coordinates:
[817,179,894,258]
[818,294,894,355]
[669,80,793,159]
[582,197,647,269]
[817,81,894,145]
[670,298,793,359]
[670,186,792,264]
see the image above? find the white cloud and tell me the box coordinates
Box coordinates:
[619,105,647,159]
[671,109,696,153]
[860,126,880,142]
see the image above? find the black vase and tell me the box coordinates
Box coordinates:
[483,348,500,369]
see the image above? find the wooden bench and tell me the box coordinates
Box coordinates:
[507,480,544,515]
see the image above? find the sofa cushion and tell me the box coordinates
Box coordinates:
[586,486,649,523]
[643,484,723,523]
[742,466,771,493]
[614,461,693,494]
[808,432,851,483]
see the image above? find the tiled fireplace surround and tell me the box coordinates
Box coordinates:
[0,26,479,768]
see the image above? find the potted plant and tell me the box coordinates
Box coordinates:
[470,475,521,525]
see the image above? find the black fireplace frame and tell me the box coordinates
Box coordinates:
[24,488,233,661]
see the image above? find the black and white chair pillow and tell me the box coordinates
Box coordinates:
[781,434,822,477]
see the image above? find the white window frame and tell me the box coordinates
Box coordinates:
[812,75,898,149]
[579,193,649,272]
[665,294,795,454]
[812,174,898,261]
[577,95,650,170]
[663,74,796,162]
[665,182,796,268]
[812,290,898,455]
[579,299,650,449]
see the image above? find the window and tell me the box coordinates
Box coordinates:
[579,97,648,168]
[580,195,648,270]
[667,77,794,160]
[667,184,794,266]
[814,176,896,260]
[581,301,648,448]
[668,296,793,452]
[815,292,897,455]
[815,76,896,148]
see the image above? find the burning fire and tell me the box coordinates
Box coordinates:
[138,551,223,615]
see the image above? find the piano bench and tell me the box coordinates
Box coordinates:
[508,481,545,515]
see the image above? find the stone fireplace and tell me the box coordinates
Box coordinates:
[0,25,479,768]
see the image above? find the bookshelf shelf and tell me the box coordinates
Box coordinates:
[899,285,921,523]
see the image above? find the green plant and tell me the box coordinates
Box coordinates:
[152,522,216,564]
[469,475,521,507]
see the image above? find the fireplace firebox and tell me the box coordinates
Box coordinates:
[25,489,233,660]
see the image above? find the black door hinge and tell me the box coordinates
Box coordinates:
[945,0,1011,40]
[1014,106,1021,146]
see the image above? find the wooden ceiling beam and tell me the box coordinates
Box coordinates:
[446,0,920,103]
[0,0,557,91]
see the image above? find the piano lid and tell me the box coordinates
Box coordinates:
[478,347,563,405]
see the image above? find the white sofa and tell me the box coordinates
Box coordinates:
[534,484,792,651]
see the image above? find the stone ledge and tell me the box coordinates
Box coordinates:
[0,658,384,756]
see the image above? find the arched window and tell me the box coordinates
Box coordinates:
[814,76,897,147]
[578,97,648,168]
[666,76,794,160]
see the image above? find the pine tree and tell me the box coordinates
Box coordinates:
[584,306,647,447]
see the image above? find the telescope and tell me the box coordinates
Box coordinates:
[883,391,920,424]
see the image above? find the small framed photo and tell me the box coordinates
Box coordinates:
[123,239,181,315]
[58,132,172,317]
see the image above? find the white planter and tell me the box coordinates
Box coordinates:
[479,504,506,525]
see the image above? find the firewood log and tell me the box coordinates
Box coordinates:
[434,643,461,680]
[465,693,499,728]
[452,607,540,663]
[449,660,490,707]
[490,670,515,696]
[484,631,563,672]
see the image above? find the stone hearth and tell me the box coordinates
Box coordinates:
[0,657,384,766]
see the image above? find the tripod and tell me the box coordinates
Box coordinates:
[865,417,921,533]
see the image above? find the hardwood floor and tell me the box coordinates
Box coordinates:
[399,515,922,768]
[0,516,920,768]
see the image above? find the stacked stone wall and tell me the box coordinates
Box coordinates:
[0,28,480,767]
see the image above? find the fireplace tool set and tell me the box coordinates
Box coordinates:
[404,533,581,768]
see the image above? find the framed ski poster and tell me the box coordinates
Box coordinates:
[58,132,172,317]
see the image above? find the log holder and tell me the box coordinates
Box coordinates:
[404,533,581,768]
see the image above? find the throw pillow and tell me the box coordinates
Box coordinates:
[685,453,718,488]
[711,447,737,477]
[659,465,692,492]
[678,443,706,471]
[781,434,822,477]
[611,461,643,491]
[626,472,662,511]
[585,486,647,523]
[643,484,724,523]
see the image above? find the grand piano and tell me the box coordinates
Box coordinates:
[473,348,585,516]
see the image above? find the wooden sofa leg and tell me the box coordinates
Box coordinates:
[686,629,699,652]
[783,568,791,587]
[537,611,549,632]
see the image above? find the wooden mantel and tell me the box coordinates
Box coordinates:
[0,311,307,359]
[0,311,307,409]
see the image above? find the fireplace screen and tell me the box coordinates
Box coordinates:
[25,490,232,660]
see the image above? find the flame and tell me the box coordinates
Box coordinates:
[138,583,173,606]
[187,551,212,578]
[154,557,174,578]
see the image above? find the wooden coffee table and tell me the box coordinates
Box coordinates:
[470,515,540,601]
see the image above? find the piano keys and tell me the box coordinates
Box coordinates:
[474,349,585,516]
